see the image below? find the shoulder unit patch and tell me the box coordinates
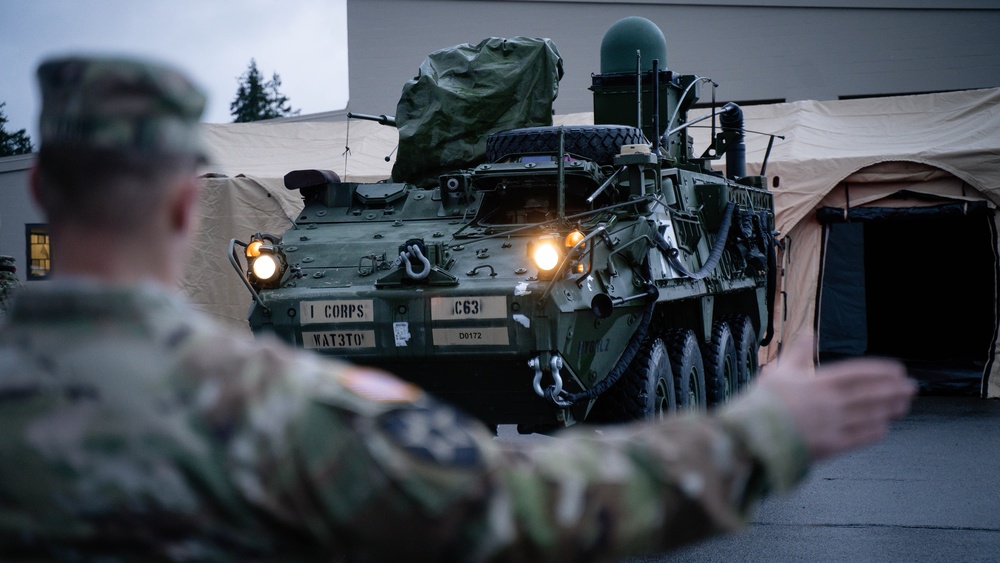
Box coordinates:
[378,406,483,468]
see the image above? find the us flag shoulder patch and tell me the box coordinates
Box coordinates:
[338,369,423,404]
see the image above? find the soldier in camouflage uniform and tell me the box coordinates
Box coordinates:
[0,55,915,561]
[0,255,20,314]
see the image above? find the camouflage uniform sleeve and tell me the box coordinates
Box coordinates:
[183,334,808,562]
[715,383,812,495]
[465,386,810,561]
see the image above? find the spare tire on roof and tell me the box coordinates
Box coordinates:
[486,125,648,165]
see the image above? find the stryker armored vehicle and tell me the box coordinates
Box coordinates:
[230,17,777,432]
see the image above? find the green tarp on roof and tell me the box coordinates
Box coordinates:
[391,36,563,187]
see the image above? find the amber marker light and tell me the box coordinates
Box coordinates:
[565,230,585,248]
[246,239,264,259]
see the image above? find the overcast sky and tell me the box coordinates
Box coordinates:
[0,0,349,143]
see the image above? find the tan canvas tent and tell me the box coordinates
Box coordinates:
[191,91,1000,396]
[186,120,400,333]
[687,88,1000,397]
[184,175,301,333]
[201,120,399,182]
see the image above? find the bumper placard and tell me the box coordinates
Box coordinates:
[432,327,509,346]
[431,295,507,320]
[300,299,375,324]
[303,330,377,349]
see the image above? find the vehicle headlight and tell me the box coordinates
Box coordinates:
[527,234,566,278]
[246,235,286,289]
[532,239,561,272]
[251,252,279,280]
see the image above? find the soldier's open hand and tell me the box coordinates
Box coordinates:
[759,340,917,461]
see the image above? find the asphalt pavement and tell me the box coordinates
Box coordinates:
[629,395,1000,562]
[499,394,1000,561]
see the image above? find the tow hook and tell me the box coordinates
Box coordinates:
[529,355,573,407]
[400,243,431,280]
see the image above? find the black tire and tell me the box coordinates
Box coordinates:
[591,337,676,422]
[485,125,648,166]
[725,314,759,390]
[704,321,738,407]
[666,329,707,412]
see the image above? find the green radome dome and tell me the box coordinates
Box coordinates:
[600,16,667,73]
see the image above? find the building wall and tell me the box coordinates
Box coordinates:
[346,0,1000,115]
[0,155,42,283]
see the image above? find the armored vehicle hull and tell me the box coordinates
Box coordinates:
[231,17,777,431]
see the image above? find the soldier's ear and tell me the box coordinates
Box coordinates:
[168,174,200,236]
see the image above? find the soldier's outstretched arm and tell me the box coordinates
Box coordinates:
[201,337,913,562]
[459,340,914,561]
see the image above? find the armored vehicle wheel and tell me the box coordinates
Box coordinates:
[485,125,648,166]
[666,329,707,412]
[725,314,759,391]
[591,336,676,422]
[704,321,738,407]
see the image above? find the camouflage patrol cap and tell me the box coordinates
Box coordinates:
[36,55,207,158]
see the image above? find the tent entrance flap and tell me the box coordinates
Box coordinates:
[817,205,997,394]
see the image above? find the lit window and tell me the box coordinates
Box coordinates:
[26,224,50,280]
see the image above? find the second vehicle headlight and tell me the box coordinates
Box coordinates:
[533,241,560,271]
[528,235,563,274]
